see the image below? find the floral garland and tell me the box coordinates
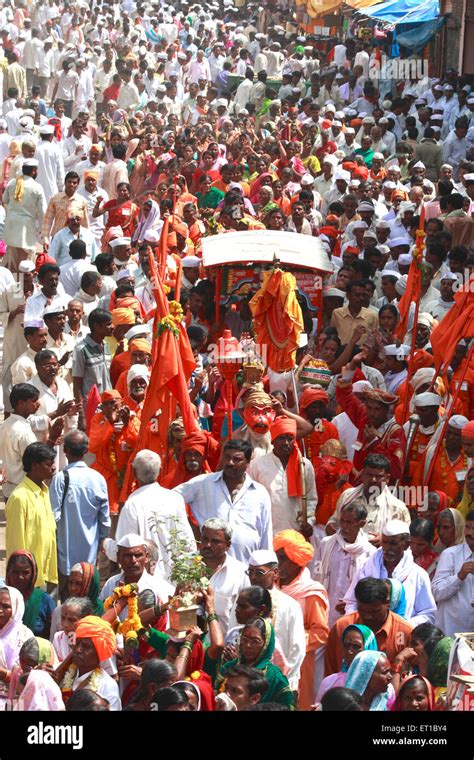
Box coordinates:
[103,583,143,648]
[61,665,102,697]
[157,314,180,338]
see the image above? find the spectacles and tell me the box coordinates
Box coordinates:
[240,635,264,645]
[245,568,272,578]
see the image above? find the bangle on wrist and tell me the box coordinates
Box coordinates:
[391,663,403,674]
[207,612,218,624]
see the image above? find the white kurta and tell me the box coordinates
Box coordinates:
[72,669,121,711]
[0,413,37,497]
[115,482,196,581]
[35,140,65,202]
[209,553,249,635]
[29,374,77,471]
[432,542,474,637]
[11,346,37,384]
[248,452,317,534]
[3,175,46,249]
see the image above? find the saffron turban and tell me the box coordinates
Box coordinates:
[84,169,99,181]
[269,418,301,498]
[461,421,474,440]
[270,417,297,441]
[111,307,135,327]
[75,616,117,662]
[299,387,329,410]
[182,430,219,463]
[129,338,152,354]
[273,529,314,567]
[116,296,141,311]
[101,389,122,402]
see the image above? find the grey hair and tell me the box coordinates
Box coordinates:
[144,538,159,562]
[132,449,161,484]
[63,597,94,617]
[203,517,233,541]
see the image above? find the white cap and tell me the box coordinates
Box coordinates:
[127,364,151,388]
[19,260,36,273]
[109,237,131,248]
[335,169,350,182]
[398,254,413,266]
[116,268,134,281]
[322,154,338,167]
[440,271,459,281]
[448,414,469,429]
[116,533,147,548]
[372,152,384,160]
[23,158,38,168]
[43,299,67,316]
[249,549,278,566]
[381,269,402,279]
[376,219,391,228]
[384,343,411,357]
[324,287,345,298]
[414,391,441,407]
[413,160,425,169]
[417,313,434,328]
[182,256,200,267]
[353,380,372,393]
[324,103,336,113]
[24,319,46,329]
[39,124,55,135]
[300,173,314,186]
[388,237,411,248]
[383,519,410,537]
[124,324,152,342]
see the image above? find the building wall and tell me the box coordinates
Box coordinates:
[444,0,474,73]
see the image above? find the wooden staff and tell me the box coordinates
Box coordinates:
[172,174,178,226]
[400,286,421,427]
[175,256,183,303]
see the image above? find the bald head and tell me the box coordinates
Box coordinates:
[64,429,89,460]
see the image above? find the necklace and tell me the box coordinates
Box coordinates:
[61,664,102,694]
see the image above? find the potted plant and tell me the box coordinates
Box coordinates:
[148,518,212,639]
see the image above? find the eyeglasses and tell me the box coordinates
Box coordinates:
[245,568,272,578]
[240,635,264,645]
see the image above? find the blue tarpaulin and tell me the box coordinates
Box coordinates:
[396,17,445,50]
[361,0,440,24]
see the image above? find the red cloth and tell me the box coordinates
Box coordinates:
[85,384,101,435]
[299,388,329,409]
[336,382,406,483]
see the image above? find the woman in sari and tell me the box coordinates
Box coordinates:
[196,174,225,211]
[132,198,161,244]
[392,674,436,711]
[425,491,450,539]
[216,617,294,709]
[50,562,104,639]
[364,304,399,373]
[8,635,59,703]
[435,508,465,554]
[409,518,438,578]
[6,551,55,639]
[345,651,395,711]
[249,172,275,206]
[128,137,152,197]
[0,586,32,707]
[316,624,377,703]
[390,622,444,692]
[426,636,453,701]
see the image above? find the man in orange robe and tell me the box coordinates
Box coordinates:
[416,415,470,503]
[403,392,442,497]
[88,389,140,515]
[110,324,152,387]
[450,342,474,420]
[274,530,329,710]
[298,387,339,467]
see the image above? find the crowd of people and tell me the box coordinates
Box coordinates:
[0,0,473,715]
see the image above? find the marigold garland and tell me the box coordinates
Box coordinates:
[104,583,143,647]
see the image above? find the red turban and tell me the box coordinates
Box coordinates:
[75,616,117,661]
[273,529,314,567]
[182,430,219,462]
[269,417,301,497]
[299,388,329,410]
[101,389,122,402]
[353,166,369,180]
[462,421,474,440]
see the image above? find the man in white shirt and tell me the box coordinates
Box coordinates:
[200,517,249,636]
[343,519,437,627]
[62,119,92,172]
[187,49,211,85]
[248,417,316,536]
[100,533,174,616]
[0,382,41,499]
[117,69,140,111]
[175,439,272,565]
[35,123,65,203]
[432,511,474,637]
[116,450,196,582]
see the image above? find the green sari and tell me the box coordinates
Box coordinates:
[196,186,225,209]
[215,618,294,709]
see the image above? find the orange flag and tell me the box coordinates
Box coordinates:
[430,284,474,374]
[394,258,422,341]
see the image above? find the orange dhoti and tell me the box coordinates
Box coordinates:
[89,413,140,513]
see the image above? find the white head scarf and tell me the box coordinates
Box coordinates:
[0,585,26,670]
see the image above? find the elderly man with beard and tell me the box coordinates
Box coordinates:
[175,439,272,564]
[122,364,150,413]
[116,450,196,582]
[161,429,219,490]
[248,417,316,537]
[64,616,120,709]
[343,519,437,627]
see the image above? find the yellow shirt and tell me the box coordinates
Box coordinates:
[5,476,58,585]
[330,306,379,346]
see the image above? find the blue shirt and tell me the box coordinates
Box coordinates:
[174,471,272,565]
[48,226,99,266]
[50,461,111,575]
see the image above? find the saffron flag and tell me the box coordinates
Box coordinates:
[85,384,101,435]
[394,256,422,341]
[430,284,474,374]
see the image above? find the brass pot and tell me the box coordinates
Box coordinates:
[167,604,199,640]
